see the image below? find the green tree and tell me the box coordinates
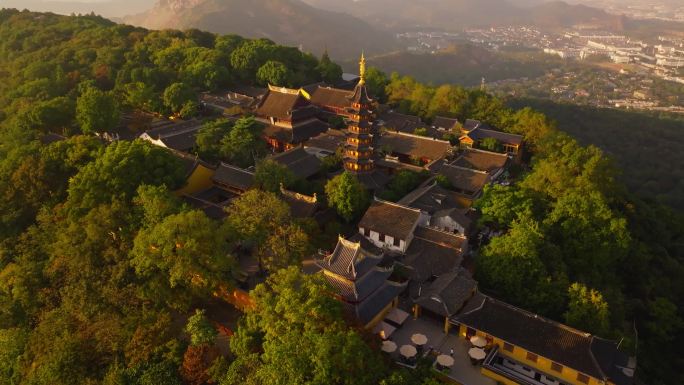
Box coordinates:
[413,127,428,136]
[475,184,543,228]
[260,224,310,272]
[644,297,684,344]
[122,81,155,110]
[25,96,75,133]
[76,85,119,134]
[67,140,186,213]
[225,189,291,248]
[316,51,342,84]
[320,148,343,173]
[0,328,27,385]
[195,119,233,162]
[427,84,468,119]
[219,117,265,168]
[133,184,183,228]
[325,171,369,222]
[480,137,501,152]
[256,60,292,87]
[378,170,427,202]
[564,283,610,336]
[434,174,453,189]
[230,39,275,81]
[254,159,295,193]
[185,309,217,346]
[477,217,565,314]
[131,210,234,306]
[136,361,183,385]
[364,66,389,102]
[163,82,195,116]
[220,267,393,385]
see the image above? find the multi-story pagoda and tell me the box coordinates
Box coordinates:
[344,53,376,173]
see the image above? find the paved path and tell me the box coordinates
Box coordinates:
[389,316,496,385]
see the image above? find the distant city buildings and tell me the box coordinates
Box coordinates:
[393,24,684,113]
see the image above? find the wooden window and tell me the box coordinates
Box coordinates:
[363,228,370,237]
[551,362,563,373]
[577,373,590,384]
[379,234,385,242]
[393,237,400,247]
[526,352,538,363]
[503,342,514,352]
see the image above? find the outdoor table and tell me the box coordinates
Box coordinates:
[468,347,486,365]
[400,344,417,358]
[436,354,455,371]
[381,340,397,353]
[470,335,487,348]
[411,333,428,346]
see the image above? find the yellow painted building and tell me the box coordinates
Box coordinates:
[173,154,216,196]
[453,294,634,385]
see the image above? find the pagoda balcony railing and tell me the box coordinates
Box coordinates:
[344,153,372,159]
[482,347,572,385]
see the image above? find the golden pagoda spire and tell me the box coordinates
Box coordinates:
[359,51,366,85]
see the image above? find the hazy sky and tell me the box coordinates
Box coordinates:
[0,0,679,20]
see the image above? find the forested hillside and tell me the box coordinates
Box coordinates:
[0,10,433,385]
[0,9,682,385]
[508,98,684,211]
[352,45,560,87]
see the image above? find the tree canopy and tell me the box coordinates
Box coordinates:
[76,84,119,134]
[324,172,370,222]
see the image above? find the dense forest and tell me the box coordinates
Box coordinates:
[0,9,438,385]
[352,45,561,87]
[508,98,684,212]
[0,9,682,385]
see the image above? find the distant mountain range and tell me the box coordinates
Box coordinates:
[2,0,673,61]
[300,0,625,31]
[119,0,630,60]
[123,0,397,59]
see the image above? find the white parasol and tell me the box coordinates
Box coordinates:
[470,335,487,348]
[400,344,417,358]
[411,333,428,346]
[468,347,486,360]
[381,340,397,353]
[437,354,455,367]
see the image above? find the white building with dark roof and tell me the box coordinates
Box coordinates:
[358,199,429,253]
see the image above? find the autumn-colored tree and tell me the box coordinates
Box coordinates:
[180,344,220,385]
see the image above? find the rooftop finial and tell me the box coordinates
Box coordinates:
[359,51,366,85]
